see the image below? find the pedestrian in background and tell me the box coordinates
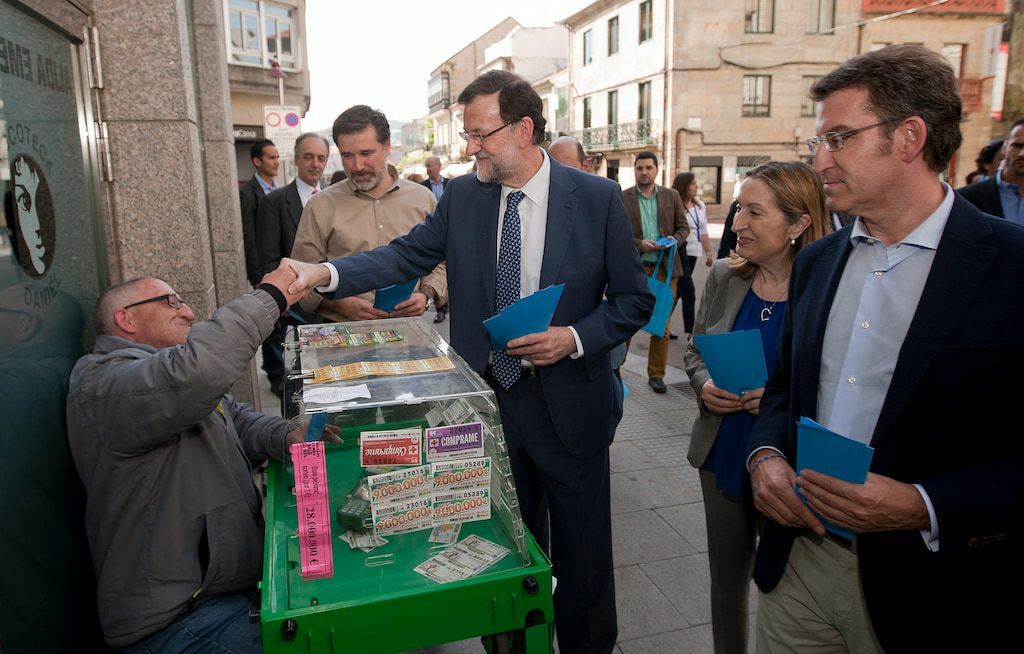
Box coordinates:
[684,161,830,654]
[671,172,713,341]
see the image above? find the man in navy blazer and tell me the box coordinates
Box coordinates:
[285,71,652,653]
[958,117,1024,222]
[239,139,279,287]
[255,133,328,396]
[748,46,1023,652]
[420,155,448,202]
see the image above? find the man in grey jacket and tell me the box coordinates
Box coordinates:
[67,268,308,651]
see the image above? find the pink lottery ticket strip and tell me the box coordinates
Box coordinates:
[290,442,334,580]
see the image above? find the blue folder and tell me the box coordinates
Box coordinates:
[795,417,875,539]
[483,284,565,350]
[373,279,418,312]
[692,329,767,395]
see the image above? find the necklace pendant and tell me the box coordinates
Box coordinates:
[760,306,772,322]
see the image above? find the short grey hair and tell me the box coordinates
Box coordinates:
[94,277,153,335]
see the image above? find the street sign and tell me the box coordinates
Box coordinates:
[263,104,303,152]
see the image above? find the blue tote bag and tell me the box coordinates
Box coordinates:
[641,242,676,337]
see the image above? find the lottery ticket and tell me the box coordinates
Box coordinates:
[372,496,434,535]
[413,557,473,583]
[360,428,422,466]
[432,487,490,524]
[431,457,491,491]
[428,522,462,545]
[458,534,510,560]
[441,398,476,426]
[368,465,431,504]
[425,422,485,461]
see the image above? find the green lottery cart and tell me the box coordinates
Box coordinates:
[259,317,554,653]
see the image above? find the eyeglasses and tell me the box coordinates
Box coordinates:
[459,120,518,145]
[806,120,894,155]
[123,294,185,310]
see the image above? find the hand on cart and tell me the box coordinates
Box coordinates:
[286,422,342,448]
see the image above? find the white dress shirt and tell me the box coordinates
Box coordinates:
[319,149,583,357]
[295,177,318,208]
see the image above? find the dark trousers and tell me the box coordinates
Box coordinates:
[492,373,617,654]
[260,319,286,388]
[674,254,698,334]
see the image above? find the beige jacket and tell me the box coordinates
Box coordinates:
[683,259,754,467]
[291,168,447,320]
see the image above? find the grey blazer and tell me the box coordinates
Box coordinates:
[683,258,754,467]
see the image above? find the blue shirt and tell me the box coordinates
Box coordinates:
[996,171,1024,226]
[254,174,275,195]
[817,184,953,549]
[702,287,786,498]
[429,179,445,202]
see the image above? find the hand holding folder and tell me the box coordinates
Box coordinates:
[795,417,874,539]
[373,279,419,312]
[692,330,768,395]
[483,284,565,350]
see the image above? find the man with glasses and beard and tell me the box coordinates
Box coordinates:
[281,70,653,654]
[290,105,447,322]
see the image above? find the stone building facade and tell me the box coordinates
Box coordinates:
[564,0,1006,212]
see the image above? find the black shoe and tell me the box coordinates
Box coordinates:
[648,377,667,393]
[434,310,446,323]
[669,331,679,340]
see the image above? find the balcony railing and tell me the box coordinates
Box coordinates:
[573,119,660,152]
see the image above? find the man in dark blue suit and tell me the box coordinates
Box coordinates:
[421,155,449,201]
[256,132,329,397]
[747,45,1023,652]
[285,71,652,653]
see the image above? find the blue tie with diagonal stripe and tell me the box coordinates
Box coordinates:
[492,190,525,390]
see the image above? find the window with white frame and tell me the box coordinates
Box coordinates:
[227,0,296,68]
[583,29,593,66]
[638,81,651,122]
[639,1,653,43]
[807,0,835,34]
[608,16,619,56]
[745,0,774,34]
[742,75,771,116]
[942,43,965,78]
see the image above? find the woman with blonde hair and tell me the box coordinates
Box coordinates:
[683,160,830,654]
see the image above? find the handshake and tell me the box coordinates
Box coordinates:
[258,258,334,307]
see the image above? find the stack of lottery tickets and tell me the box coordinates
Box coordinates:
[296,325,404,349]
[368,465,434,535]
[414,535,510,583]
[361,422,494,536]
[311,357,454,383]
[290,442,333,580]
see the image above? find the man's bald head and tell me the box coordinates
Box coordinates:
[425,156,442,182]
[95,277,196,348]
[548,137,587,170]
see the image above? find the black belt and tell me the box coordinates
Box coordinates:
[485,365,538,388]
